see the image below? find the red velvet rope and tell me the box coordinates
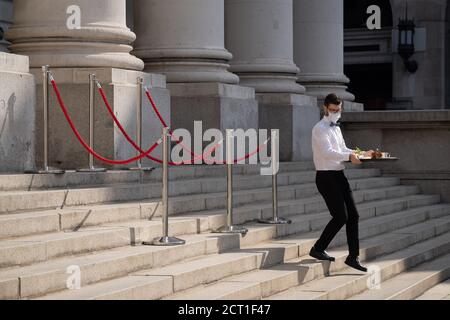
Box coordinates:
[51,73,269,167]
[50,78,161,165]
[144,88,203,159]
[144,87,270,164]
[97,85,221,165]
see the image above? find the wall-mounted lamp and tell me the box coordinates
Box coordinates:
[397,3,418,73]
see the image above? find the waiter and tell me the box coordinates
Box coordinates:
[309,93,374,272]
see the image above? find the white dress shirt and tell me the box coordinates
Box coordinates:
[312,117,355,171]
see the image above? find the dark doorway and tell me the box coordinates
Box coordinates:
[344,63,393,110]
[446,1,450,108]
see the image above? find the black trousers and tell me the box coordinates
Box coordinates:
[313,170,360,257]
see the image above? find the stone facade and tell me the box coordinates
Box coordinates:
[0,0,449,302]
[0,0,448,171]
[344,0,449,110]
[390,0,448,110]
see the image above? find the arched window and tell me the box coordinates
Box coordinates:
[345,0,393,29]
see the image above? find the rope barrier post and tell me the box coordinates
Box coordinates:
[77,74,106,172]
[130,77,153,171]
[34,66,65,174]
[215,130,248,235]
[258,129,291,225]
[144,127,185,246]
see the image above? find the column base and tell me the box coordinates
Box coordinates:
[303,84,355,102]
[0,52,36,173]
[168,82,259,135]
[257,93,319,161]
[237,74,306,95]
[32,67,170,170]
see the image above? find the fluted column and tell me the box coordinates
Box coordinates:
[133,0,238,84]
[6,0,143,70]
[293,0,354,101]
[225,0,304,93]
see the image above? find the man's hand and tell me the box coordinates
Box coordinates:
[350,153,362,165]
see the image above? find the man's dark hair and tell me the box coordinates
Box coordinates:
[324,93,341,106]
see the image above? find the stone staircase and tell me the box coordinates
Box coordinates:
[0,162,449,300]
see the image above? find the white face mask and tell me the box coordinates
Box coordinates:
[326,111,341,124]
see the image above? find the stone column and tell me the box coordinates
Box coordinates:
[134,0,238,84]
[6,0,142,70]
[0,52,36,172]
[293,0,355,103]
[0,0,13,52]
[134,0,258,139]
[5,0,171,169]
[224,0,318,160]
[225,0,304,94]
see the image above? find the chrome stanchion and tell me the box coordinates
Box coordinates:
[259,129,291,225]
[34,66,65,174]
[77,74,106,172]
[130,77,153,171]
[144,127,185,246]
[215,130,248,235]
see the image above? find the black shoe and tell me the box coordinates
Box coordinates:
[309,246,335,261]
[345,256,367,272]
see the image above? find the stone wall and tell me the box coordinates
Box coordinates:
[0,52,36,172]
[341,110,450,202]
[390,0,448,110]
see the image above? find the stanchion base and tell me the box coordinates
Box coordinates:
[28,168,65,175]
[77,167,107,173]
[129,167,155,172]
[143,236,186,246]
[258,217,292,225]
[214,225,248,235]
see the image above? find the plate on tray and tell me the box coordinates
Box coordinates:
[346,156,399,162]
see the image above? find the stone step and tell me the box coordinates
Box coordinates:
[0,233,239,299]
[0,178,414,241]
[164,216,450,300]
[348,253,450,300]
[415,279,450,300]
[0,162,320,191]
[183,181,413,215]
[196,193,440,233]
[41,215,450,300]
[0,190,440,269]
[173,183,415,221]
[265,231,450,300]
[0,175,401,236]
[0,194,442,268]
[5,202,448,300]
[0,168,381,214]
[235,202,450,249]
